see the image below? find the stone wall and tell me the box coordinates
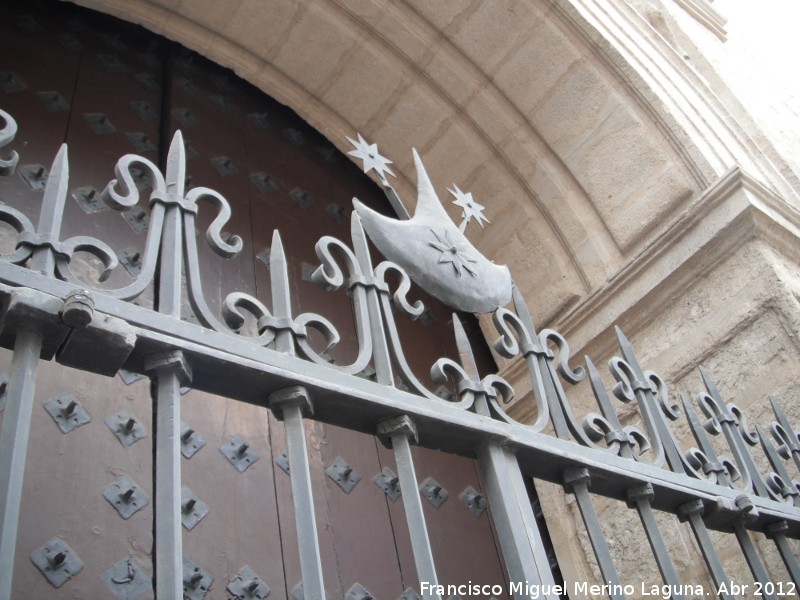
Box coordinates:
[502,171,800,595]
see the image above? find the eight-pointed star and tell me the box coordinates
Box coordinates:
[347,133,395,183]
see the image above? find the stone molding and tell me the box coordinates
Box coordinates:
[500,166,800,390]
[552,0,799,202]
[671,0,727,41]
[72,0,800,328]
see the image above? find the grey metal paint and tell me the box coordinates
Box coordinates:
[270,386,326,600]
[353,150,512,314]
[378,416,440,599]
[0,101,797,598]
[563,468,625,600]
[0,328,43,598]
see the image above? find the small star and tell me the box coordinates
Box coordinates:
[428,228,478,277]
[346,133,395,183]
[449,184,489,230]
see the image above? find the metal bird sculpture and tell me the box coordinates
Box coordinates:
[352,146,512,313]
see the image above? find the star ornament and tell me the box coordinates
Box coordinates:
[448,184,489,231]
[346,133,395,183]
[428,228,478,277]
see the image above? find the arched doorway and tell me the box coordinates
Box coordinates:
[0,2,557,598]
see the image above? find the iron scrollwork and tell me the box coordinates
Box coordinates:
[0,109,799,520]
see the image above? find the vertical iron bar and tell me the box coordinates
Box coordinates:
[615,329,680,471]
[563,468,625,600]
[158,205,183,319]
[146,351,191,600]
[506,449,558,585]
[0,328,43,599]
[537,351,571,440]
[395,435,437,591]
[510,285,550,431]
[0,137,70,597]
[478,441,559,600]
[677,500,734,600]
[365,288,392,384]
[153,222,182,598]
[269,386,325,600]
[450,314,556,598]
[377,416,439,598]
[150,131,187,597]
[766,522,800,587]
[351,213,392,385]
[700,369,769,498]
[733,506,776,600]
[626,484,685,600]
[153,371,182,599]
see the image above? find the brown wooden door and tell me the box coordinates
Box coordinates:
[0,3,509,598]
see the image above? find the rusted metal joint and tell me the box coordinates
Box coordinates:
[562,466,592,493]
[676,498,706,523]
[268,385,313,420]
[61,289,94,328]
[626,482,655,507]
[734,493,760,523]
[143,349,193,387]
[377,415,419,447]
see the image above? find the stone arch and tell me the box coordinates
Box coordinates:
[71,0,717,324]
[5,2,800,594]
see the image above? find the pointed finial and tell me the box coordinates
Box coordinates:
[269,229,291,317]
[164,130,186,197]
[511,284,537,337]
[614,326,645,376]
[452,314,479,380]
[698,366,724,404]
[411,148,450,222]
[39,144,69,227]
[29,144,70,277]
[349,208,373,272]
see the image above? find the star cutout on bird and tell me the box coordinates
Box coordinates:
[428,228,478,277]
[347,133,395,183]
[448,184,490,232]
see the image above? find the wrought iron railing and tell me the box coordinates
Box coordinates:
[0,107,797,600]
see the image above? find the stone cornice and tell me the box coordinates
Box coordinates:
[672,0,727,41]
[552,0,799,202]
[500,167,800,387]
[563,168,799,333]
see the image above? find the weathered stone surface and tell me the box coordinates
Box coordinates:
[74,0,710,324]
[271,3,360,96]
[501,172,800,590]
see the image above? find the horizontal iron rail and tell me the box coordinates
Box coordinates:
[0,268,797,536]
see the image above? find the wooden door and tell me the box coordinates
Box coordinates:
[0,2,510,598]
